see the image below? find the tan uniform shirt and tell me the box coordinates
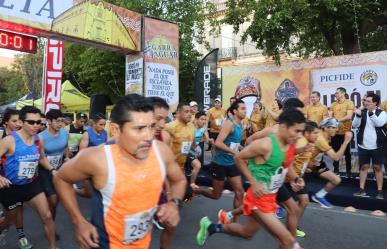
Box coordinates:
[331,99,355,135]
[305,103,328,125]
[207,107,226,133]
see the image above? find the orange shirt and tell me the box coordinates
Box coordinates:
[330,99,354,134]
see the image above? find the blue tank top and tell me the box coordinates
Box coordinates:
[87,127,107,147]
[40,128,68,169]
[3,132,40,185]
[195,127,205,144]
[213,120,243,166]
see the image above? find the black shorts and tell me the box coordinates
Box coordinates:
[209,132,219,141]
[0,180,43,210]
[309,161,330,178]
[211,162,240,181]
[358,147,386,166]
[38,167,56,197]
[276,183,308,203]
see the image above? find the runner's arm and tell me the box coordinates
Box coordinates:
[79,132,89,151]
[337,109,354,122]
[0,135,11,158]
[246,126,274,145]
[38,136,55,172]
[215,120,235,154]
[325,132,352,161]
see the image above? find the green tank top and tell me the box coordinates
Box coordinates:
[248,134,287,193]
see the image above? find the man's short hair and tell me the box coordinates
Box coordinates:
[278,109,306,127]
[148,96,169,110]
[176,102,189,112]
[304,121,318,133]
[227,99,245,116]
[19,106,41,121]
[336,87,347,94]
[366,92,380,105]
[110,94,154,128]
[195,111,206,119]
[91,113,106,122]
[283,98,304,111]
[311,91,321,98]
[46,109,64,121]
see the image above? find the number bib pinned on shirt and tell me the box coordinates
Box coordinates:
[268,167,288,193]
[47,155,63,170]
[181,141,192,155]
[123,207,157,245]
[215,119,223,127]
[18,161,38,179]
[229,142,240,152]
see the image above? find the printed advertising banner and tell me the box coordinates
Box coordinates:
[144,17,179,109]
[0,0,142,52]
[194,49,219,112]
[222,50,387,117]
[42,38,64,113]
[125,55,143,95]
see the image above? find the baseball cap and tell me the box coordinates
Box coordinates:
[76,112,88,119]
[214,98,221,103]
[189,101,198,107]
[320,117,339,128]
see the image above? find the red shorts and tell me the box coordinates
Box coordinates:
[243,187,277,215]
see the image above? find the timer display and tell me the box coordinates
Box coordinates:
[0,30,37,54]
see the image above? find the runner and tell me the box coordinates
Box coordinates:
[79,113,107,150]
[38,109,69,240]
[308,117,352,208]
[0,106,57,249]
[196,109,306,249]
[54,94,186,249]
[66,112,87,158]
[193,99,246,215]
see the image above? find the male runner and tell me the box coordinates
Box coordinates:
[0,106,57,249]
[79,114,107,150]
[54,94,186,249]
[194,100,246,214]
[66,112,87,157]
[196,109,306,249]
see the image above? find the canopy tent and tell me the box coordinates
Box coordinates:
[16,81,90,112]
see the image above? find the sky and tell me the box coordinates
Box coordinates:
[0,48,21,58]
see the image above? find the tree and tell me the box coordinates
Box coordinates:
[224,0,387,62]
[64,0,218,102]
[0,67,26,105]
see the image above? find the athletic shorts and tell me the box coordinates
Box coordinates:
[276,183,308,203]
[209,132,219,141]
[38,167,56,197]
[211,162,240,181]
[309,162,330,178]
[358,147,386,166]
[243,187,277,215]
[0,180,43,211]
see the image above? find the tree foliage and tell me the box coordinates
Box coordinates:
[64,0,218,102]
[0,67,26,105]
[224,0,387,62]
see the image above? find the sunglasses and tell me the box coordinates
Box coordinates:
[24,120,42,125]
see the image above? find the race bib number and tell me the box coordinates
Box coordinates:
[123,207,157,245]
[215,119,222,126]
[229,142,240,152]
[68,144,79,152]
[181,141,192,155]
[18,161,38,179]
[268,168,288,193]
[47,155,63,170]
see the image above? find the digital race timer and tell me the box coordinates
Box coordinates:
[0,29,37,54]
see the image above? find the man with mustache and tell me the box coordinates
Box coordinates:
[54,94,186,249]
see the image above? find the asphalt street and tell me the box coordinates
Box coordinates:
[1,193,386,249]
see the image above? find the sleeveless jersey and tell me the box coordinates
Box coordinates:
[40,128,68,169]
[91,142,165,249]
[213,120,243,166]
[68,124,85,154]
[87,127,107,147]
[248,134,295,194]
[3,131,40,185]
[194,127,205,144]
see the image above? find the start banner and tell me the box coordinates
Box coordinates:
[222,50,387,116]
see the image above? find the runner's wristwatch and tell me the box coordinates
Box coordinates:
[171,198,183,210]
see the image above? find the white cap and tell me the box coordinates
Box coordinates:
[214,98,221,103]
[189,101,198,107]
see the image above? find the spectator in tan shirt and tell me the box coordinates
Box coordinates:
[305,91,328,125]
[329,87,355,177]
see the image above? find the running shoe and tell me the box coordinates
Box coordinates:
[312,195,332,208]
[217,209,231,225]
[18,237,33,249]
[353,189,369,197]
[196,216,211,246]
[275,206,286,219]
[296,229,306,238]
[376,191,384,200]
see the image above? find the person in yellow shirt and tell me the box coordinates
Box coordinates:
[329,87,354,177]
[381,99,387,112]
[249,102,266,133]
[305,91,328,125]
[265,99,282,128]
[190,101,199,117]
[165,102,196,171]
[307,118,352,208]
[207,98,227,142]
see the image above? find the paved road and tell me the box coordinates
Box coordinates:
[1,194,387,249]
